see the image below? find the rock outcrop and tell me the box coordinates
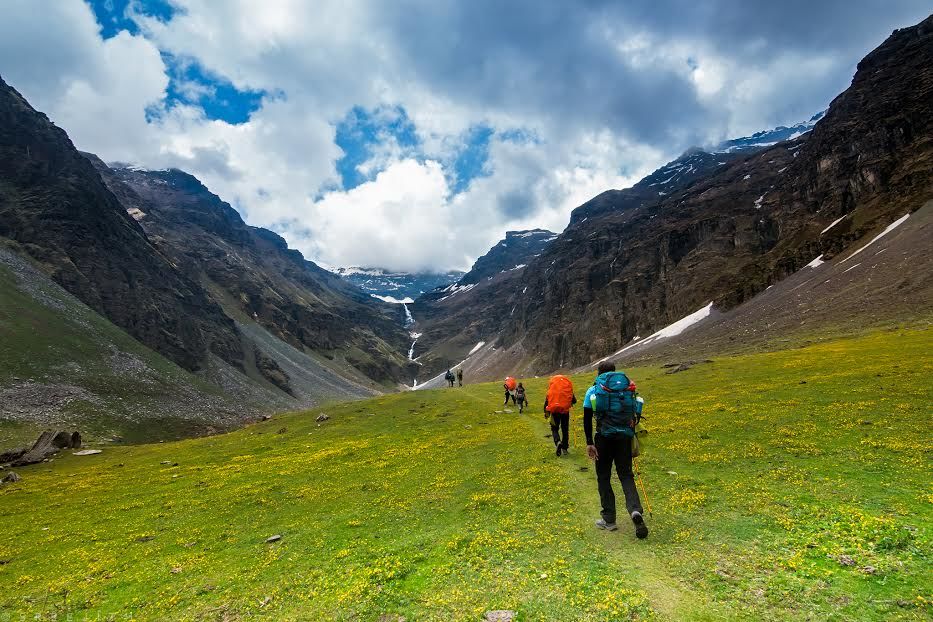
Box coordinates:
[1,472,21,484]
[5,429,81,467]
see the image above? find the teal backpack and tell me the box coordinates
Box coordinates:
[592,371,638,438]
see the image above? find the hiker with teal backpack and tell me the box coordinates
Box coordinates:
[584,360,648,538]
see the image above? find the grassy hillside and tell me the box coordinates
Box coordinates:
[0,249,291,448]
[0,329,930,620]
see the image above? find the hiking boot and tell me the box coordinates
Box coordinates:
[595,519,618,531]
[632,511,649,539]
[555,445,562,457]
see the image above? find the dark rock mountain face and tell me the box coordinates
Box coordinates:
[568,114,826,227]
[88,163,414,386]
[568,151,744,226]
[458,229,557,285]
[496,16,933,371]
[0,76,242,373]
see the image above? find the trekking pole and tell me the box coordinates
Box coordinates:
[634,458,653,517]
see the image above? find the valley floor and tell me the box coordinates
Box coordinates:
[0,328,930,621]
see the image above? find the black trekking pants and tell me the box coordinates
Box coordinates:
[550,412,569,450]
[504,390,515,405]
[595,433,643,523]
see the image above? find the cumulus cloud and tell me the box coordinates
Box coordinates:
[1,0,929,271]
[0,0,167,161]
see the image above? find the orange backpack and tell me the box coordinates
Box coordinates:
[504,376,517,391]
[546,375,575,414]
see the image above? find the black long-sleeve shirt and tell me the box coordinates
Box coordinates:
[584,406,594,445]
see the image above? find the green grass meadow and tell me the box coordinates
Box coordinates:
[0,328,930,620]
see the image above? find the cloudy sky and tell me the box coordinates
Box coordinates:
[1,1,929,272]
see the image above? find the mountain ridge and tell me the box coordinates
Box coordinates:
[89,161,415,388]
[496,15,933,372]
[412,15,933,379]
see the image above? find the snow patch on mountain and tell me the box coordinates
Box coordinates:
[712,111,824,154]
[820,215,847,235]
[438,283,477,301]
[804,255,825,269]
[469,341,486,356]
[370,294,415,304]
[596,302,714,363]
[840,214,910,264]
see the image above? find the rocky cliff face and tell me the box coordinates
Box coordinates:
[0,76,242,373]
[459,229,557,284]
[89,163,414,386]
[497,16,933,371]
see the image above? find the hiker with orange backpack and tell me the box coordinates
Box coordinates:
[543,374,576,457]
[503,376,517,405]
[584,361,648,538]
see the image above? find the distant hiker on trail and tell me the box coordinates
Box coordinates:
[503,376,517,405]
[457,368,463,387]
[584,361,648,538]
[515,382,527,413]
[544,375,576,456]
[445,370,455,388]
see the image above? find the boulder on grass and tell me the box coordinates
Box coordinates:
[12,430,82,466]
[0,448,27,465]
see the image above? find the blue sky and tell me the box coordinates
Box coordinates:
[88,0,174,38]
[2,0,929,271]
